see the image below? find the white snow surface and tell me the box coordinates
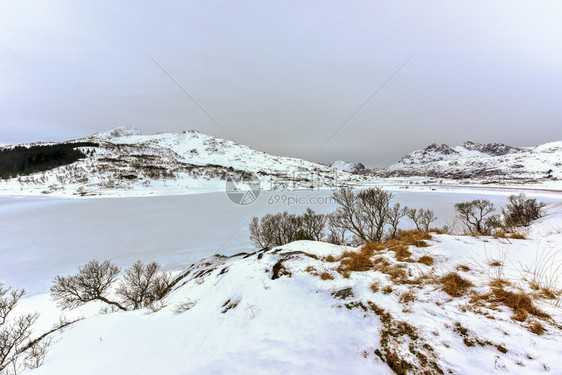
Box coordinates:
[0,194,559,374]
[330,160,364,173]
[386,140,562,182]
[0,128,364,197]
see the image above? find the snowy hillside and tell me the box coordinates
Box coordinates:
[331,160,365,173]
[0,127,363,197]
[384,141,561,181]
[17,203,562,375]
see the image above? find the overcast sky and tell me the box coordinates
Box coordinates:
[1,1,561,166]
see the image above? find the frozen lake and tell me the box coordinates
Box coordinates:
[1,189,560,294]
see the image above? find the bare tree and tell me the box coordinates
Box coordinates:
[419,209,438,232]
[116,261,171,310]
[330,187,393,243]
[503,194,546,228]
[386,203,407,239]
[300,208,326,241]
[454,199,495,234]
[249,212,304,249]
[51,260,126,311]
[0,283,45,374]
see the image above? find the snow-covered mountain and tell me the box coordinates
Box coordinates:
[330,160,365,174]
[0,127,363,197]
[384,141,561,180]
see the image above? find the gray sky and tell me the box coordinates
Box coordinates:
[1,1,561,167]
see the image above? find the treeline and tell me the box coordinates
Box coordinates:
[249,188,546,249]
[0,142,98,179]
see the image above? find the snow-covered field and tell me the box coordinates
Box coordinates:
[1,189,561,374]
[2,190,560,295]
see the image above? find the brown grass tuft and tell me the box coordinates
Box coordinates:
[440,272,474,297]
[399,290,416,304]
[509,232,526,240]
[388,230,433,249]
[539,287,557,299]
[391,244,412,261]
[382,285,393,294]
[418,255,434,266]
[489,260,502,267]
[320,271,334,280]
[361,242,385,256]
[456,265,471,272]
[324,255,337,262]
[485,288,550,320]
[529,321,545,335]
[370,282,380,293]
[489,278,511,288]
[429,228,445,234]
[337,251,373,273]
[305,266,319,276]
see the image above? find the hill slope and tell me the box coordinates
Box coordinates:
[0,127,362,197]
[383,141,561,181]
[27,204,562,375]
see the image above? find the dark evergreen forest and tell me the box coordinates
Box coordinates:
[0,142,98,179]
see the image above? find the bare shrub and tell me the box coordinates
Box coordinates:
[116,261,171,310]
[455,199,495,234]
[386,203,407,240]
[301,208,327,241]
[329,187,393,243]
[503,194,546,228]
[0,283,52,374]
[51,259,126,311]
[406,208,438,232]
[249,209,326,249]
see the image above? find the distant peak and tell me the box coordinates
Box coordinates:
[92,126,141,139]
[423,143,457,155]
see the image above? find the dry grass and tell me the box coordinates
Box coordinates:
[440,272,474,297]
[324,255,337,262]
[418,255,434,266]
[370,282,380,293]
[337,251,373,273]
[305,266,319,276]
[368,301,442,374]
[382,285,393,294]
[320,271,334,280]
[489,260,503,267]
[489,278,511,288]
[399,290,416,304]
[456,265,471,272]
[493,230,526,240]
[389,244,412,261]
[361,242,385,256]
[529,321,545,335]
[473,288,550,321]
[388,230,433,248]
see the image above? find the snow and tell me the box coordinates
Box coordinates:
[387,140,562,183]
[1,129,562,373]
[17,198,562,374]
[3,190,560,295]
[330,160,364,173]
